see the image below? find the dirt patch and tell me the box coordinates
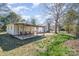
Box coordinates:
[64,40,79,55]
[64,40,79,49]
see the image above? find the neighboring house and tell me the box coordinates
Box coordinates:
[6,22,45,40]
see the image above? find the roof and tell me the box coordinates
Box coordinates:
[13,22,45,27]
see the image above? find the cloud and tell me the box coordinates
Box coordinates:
[7,4,31,15]
[32,3,40,8]
[22,15,30,20]
[35,15,41,18]
[34,15,45,24]
[7,4,12,9]
[34,14,54,25]
[13,6,30,13]
[12,6,30,13]
[35,14,51,20]
[8,3,15,5]
[35,15,42,21]
[14,6,30,11]
[44,15,52,19]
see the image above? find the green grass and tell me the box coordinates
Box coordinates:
[0,29,4,32]
[37,33,76,56]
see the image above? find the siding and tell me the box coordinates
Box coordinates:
[6,24,15,35]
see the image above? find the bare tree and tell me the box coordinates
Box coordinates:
[43,3,66,34]
[46,18,51,32]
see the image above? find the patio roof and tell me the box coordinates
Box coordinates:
[14,22,45,27]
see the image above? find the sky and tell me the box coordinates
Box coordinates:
[7,3,50,25]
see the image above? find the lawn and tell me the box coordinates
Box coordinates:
[36,33,76,56]
[0,32,76,56]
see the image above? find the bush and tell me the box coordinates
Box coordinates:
[1,25,6,31]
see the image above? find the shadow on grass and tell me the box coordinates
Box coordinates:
[0,33,45,51]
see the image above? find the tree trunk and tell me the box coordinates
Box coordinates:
[67,27,70,33]
[47,23,50,32]
[76,20,79,39]
[54,13,59,34]
[55,19,58,34]
[54,11,60,34]
[58,23,61,33]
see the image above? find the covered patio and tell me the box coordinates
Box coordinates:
[13,23,45,40]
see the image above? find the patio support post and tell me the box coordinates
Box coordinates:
[14,24,15,35]
[23,24,25,39]
[30,26,31,35]
[17,24,19,36]
[23,24,24,35]
[43,27,45,36]
[36,27,38,36]
[33,27,35,35]
[34,27,37,35]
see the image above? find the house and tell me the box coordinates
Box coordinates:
[6,22,45,40]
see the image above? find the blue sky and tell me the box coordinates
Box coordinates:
[7,3,50,24]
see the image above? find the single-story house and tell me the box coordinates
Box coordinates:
[6,22,45,40]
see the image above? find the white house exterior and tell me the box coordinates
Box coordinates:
[7,24,15,35]
[6,23,45,36]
